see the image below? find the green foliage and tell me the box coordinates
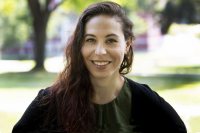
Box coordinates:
[128,12,148,35]
[61,0,101,13]
[0,0,31,49]
[60,0,138,13]
[0,0,154,49]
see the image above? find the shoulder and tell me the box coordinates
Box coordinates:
[125,77,165,112]
[38,88,51,97]
[35,88,52,104]
[125,77,173,112]
[12,88,51,133]
[125,77,187,133]
[125,77,160,101]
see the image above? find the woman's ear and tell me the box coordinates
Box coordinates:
[125,38,132,54]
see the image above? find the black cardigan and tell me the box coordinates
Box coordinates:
[12,78,187,133]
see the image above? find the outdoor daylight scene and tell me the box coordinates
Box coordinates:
[0,0,200,133]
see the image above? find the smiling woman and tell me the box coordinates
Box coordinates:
[12,1,187,133]
[82,15,130,80]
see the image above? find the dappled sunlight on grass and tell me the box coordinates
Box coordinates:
[188,116,200,133]
[158,66,200,74]
[45,56,64,73]
[153,24,200,67]
[158,82,200,105]
[0,112,22,133]
[1,81,199,133]
[0,57,64,74]
[0,51,200,132]
[0,71,57,89]
[0,60,35,74]
[129,75,200,90]
[0,89,41,112]
[158,83,200,133]
[128,75,200,133]
[0,71,58,132]
[0,88,42,133]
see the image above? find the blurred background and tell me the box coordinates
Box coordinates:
[0,0,200,132]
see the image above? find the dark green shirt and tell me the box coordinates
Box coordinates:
[94,80,134,133]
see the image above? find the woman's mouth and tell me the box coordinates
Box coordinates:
[91,61,111,70]
[92,61,111,66]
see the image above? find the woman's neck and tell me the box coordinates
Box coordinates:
[91,74,124,104]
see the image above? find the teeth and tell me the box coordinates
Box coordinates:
[93,61,110,66]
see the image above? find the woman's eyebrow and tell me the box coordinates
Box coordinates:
[84,33,118,38]
[84,34,96,38]
[106,34,119,38]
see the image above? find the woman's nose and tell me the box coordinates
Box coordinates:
[95,44,106,55]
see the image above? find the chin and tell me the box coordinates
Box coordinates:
[90,74,109,79]
[90,71,118,79]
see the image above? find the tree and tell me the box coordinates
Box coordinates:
[27,0,104,71]
[27,0,63,71]
[159,0,198,35]
[0,0,30,54]
[0,0,142,68]
[27,0,139,71]
[160,1,176,34]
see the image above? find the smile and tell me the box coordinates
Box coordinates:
[91,61,111,66]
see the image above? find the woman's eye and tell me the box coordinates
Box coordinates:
[106,39,117,44]
[85,38,95,43]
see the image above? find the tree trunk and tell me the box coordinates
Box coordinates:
[28,0,50,71]
[27,0,63,71]
[32,16,48,71]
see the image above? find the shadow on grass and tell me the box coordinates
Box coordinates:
[0,71,57,89]
[0,71,200,90]
[159,66,200,74]
[128,74,200,90]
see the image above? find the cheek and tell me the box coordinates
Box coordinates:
[111,48,125,62]
[81,48,88,67]
[81,46,87,58]
[117,45,126,62]
[81,46,92,59]
[118,43,127,56]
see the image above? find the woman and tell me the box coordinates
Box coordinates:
[12,1,187,133]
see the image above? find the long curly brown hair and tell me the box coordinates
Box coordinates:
[43,1,135,133]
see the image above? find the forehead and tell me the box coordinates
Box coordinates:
[85,15,123,35]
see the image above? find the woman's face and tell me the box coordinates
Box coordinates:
[81,15,130,79]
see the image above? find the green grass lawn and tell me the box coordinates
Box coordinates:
[159,66,200,74]
[0,71,200,133]
[0,71,57,133]
[158,84,200,133]
[0,71,57,89]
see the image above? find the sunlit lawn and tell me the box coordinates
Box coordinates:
[0,72,200,133]
[0,71,56,133]
[0,59,200,133]
[158,84,200,133]
[131,75,200,133]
